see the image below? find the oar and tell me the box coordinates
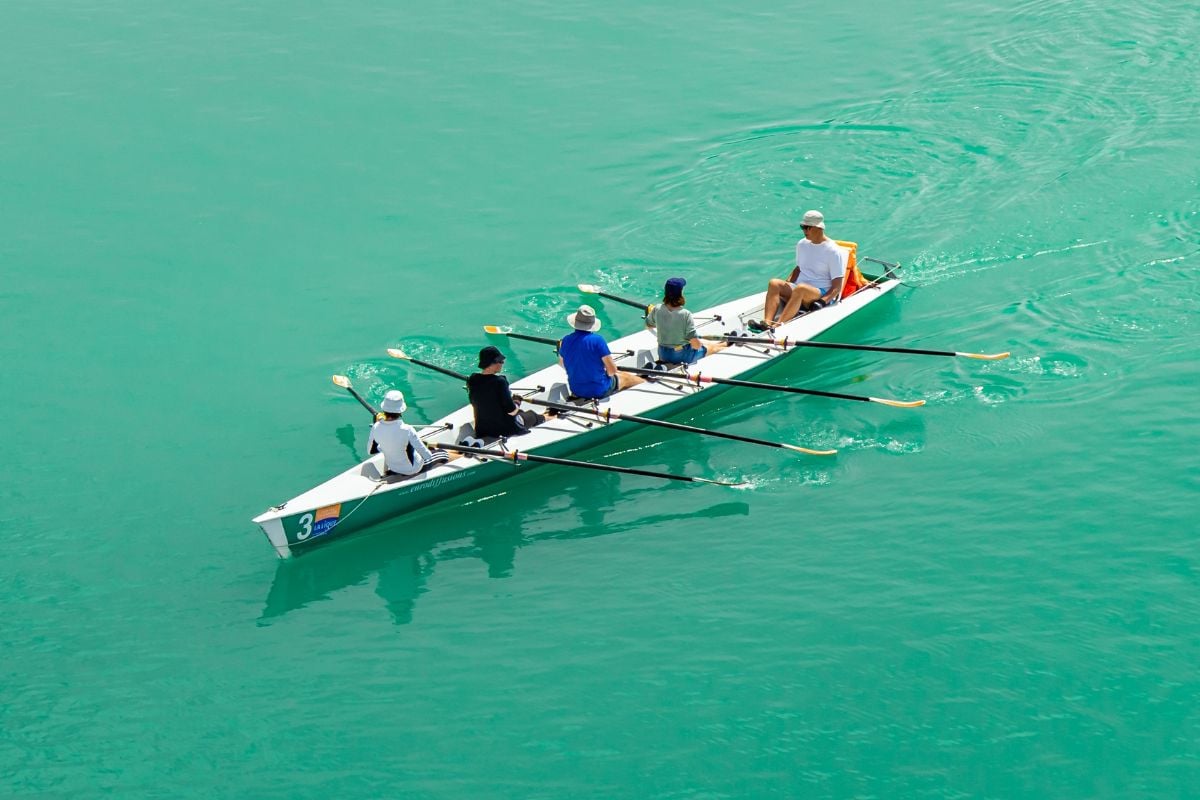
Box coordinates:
[523,397,836,456]
[395,346,835,456]
[577,284,653,314]
[386,348,470,382]
[332,375,382,419]
[485,327,924,408]
[619,365,925,408]
[483,326,560,348]
[434,442,746,487]
[703,335,1010,361]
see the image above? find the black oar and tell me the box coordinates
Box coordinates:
[703,335,1010,361]
[386,348,471,382]
[483,326,560,348]
[484,326,924,408]
[332,375,382,419]
[525,397,836,456]
[618,365,925,408]
[392,346,834,456]
[435,442,746,487]
[577,283,653,313]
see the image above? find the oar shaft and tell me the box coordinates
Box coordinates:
[594,290,652,312]
[435,442,731,485]
[521,396,824,453]
[344,386,378,417]
[714,335,963,358]
[501,331,561,348]
[619,365,873,403]
[405,355,470,383]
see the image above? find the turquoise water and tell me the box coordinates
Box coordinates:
[3,1,1198,796]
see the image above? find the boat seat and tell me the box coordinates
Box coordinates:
[635,348,657,369]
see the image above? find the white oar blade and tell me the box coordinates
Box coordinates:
[386,348,410,360]
[331,374,352,388]
[960,351,1011,360]
[578,283,600,294]
[870,397,926,408]
[482,325,513,334]
[782,444,838,456]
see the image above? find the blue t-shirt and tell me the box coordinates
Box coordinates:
[559,330,612,398]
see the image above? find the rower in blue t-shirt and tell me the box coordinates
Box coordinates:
[558,304,646,400]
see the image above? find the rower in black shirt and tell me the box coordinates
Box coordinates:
[467,346,550,438]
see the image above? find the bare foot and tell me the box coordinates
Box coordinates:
[705,342,730,356]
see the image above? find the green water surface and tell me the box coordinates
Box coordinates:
[3,1,1197,797]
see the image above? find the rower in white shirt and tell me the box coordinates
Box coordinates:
[367,390,451,476]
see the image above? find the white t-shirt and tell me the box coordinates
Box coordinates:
[794,238,845,292]
[367,419,434,476]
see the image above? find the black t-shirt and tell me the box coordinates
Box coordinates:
[467,372,521,437]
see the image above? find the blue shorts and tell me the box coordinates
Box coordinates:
[658,344,707,365]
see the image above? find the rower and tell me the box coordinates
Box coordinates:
[367,390,452,476]
[558,304,645,400]
[753,209,845,331]
[467,346,551,438]
[645,277,728,365]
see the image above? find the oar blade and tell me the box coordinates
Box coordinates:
[960,351,1011,360]
[578,283,600,294]
[693,476,751,487]
[386,348,410,360]
[482,325,513,335]
[870,397,926,408]
[331,374,352,388]
[782,443,838,456]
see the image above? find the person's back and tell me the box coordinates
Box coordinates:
[467,371,519,437]
[367,390,450,476]
[559,328,614,398]
[559,304,645,399]
[646,277,727,364]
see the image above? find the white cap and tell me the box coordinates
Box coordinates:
[800,210,825,229]
[380,390,407,414]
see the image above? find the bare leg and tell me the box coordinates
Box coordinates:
[777,283,820,324]
[763,279,792,324]
[615,372,645,391]
[703,341,729,356]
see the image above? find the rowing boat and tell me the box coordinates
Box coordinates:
[252,267,903,558]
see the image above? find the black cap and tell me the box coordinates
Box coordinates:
[479,346,506,368]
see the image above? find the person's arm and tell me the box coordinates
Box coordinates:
[644,303,657,330]
[367,425,380,455]
[822,277,843,304]
[602,354,618,377]
[788,266,800,283]
[499,377,520,416]
[407,425,435,460]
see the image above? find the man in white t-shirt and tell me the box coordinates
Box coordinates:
[758,209,845,329]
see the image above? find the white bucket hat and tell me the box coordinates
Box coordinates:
[566,304,602,332]
[380,389,407,414]
[800,209,825,229]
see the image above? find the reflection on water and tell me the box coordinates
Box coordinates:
[259,468,750,626]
